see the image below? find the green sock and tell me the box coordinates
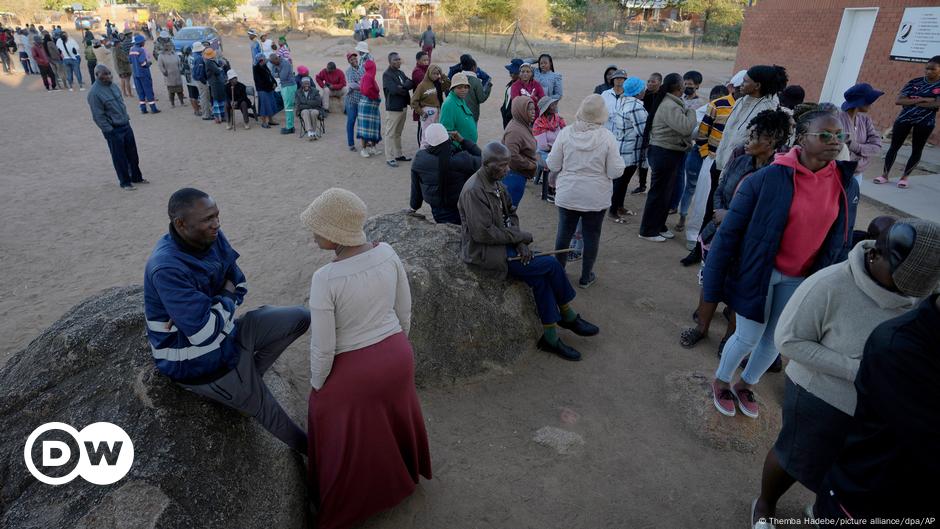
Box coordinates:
[543,324,559,345]
[560,304,577,323]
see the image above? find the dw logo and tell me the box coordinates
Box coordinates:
[23,422,134,486]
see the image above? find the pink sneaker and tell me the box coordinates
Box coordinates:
[712,380,736,416]
[732,383,759,418]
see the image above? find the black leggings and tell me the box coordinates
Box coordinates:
[883,121,934,177]
[609,165,638,215]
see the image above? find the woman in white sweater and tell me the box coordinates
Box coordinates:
[300,188,431,529]
[547,94,625,289]
[748,219,940,528]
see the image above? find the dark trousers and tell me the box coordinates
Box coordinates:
[86,60,97,82]
[431,207,460,225]
[701,162,722,230]
[883,120,934,177]
[181,305,311,454]
[226,100,250,123]
[555,207,605,284]
[38,63,56,89]
[639,145,686,237]
[104,124,143,187]
[507,246,576,325]
[409,170,423,211]
[610,164,638,215]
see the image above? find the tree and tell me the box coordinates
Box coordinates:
[150,0,244,17]
[679,0,743,35]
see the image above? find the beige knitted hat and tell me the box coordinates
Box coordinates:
[576,94,608,125]
[300,188,368,246]
[450,72,470,88]
[891,218,940,298]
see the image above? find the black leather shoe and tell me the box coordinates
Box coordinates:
[558,315,599,336]
[395,155,412,162]
[537,337,581,361]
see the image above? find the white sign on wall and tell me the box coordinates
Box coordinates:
[890,7,940,63]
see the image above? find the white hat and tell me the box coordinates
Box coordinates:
[424,123,449,147]
[192,42,205,52]
[450,72,470,88]
[355,41,369,53]
[729,69,747,87]
[300,188,368,246]
[159,30,169,38]
[227,69,238,80]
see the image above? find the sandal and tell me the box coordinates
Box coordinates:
[610,215,629,224]
[897,178,909,189]
[873,175,889,185]
[680,327,706,348]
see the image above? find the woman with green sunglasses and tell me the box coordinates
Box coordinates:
[703,105,860,422]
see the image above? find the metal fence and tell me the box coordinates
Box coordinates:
[432,19,737,61]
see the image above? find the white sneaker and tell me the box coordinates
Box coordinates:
[368,145,378,156]
[79,87,85,91]
[638,234,667,242]
[68,87,74,92]
[660,230,675,239]
[360,149,370,158]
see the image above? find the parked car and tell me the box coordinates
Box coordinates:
[74,15,100,30]
[172,26,222,53]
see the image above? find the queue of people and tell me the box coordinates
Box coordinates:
[35,21,938,526]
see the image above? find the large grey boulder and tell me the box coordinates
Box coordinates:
[0,286,308,529]
[364,212,542,386]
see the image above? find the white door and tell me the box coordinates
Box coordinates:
[820,8,879,107]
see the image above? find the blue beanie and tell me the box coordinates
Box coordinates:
[623,77,645,97]
[133,34,145,45]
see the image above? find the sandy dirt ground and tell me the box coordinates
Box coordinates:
[0,34,892,528]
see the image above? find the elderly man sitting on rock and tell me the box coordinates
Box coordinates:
[144,188,311,454]
[457,142,600,361]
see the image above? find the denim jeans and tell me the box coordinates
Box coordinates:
[715,268,804,385]
[345,96,359,147]
[555,208,605,284]
[504,170,527,208]
[669,150,690,211]
[679,149,704,216]
[507,246,576,324]
[63,57,83,88]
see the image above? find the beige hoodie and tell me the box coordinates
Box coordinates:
[774,241,921,415]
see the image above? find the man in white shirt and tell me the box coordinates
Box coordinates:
[56,31,84,91]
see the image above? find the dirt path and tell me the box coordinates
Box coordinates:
[0,35,890,528]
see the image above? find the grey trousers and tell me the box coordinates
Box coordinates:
[196,81,211,118]
[181,305,311,454]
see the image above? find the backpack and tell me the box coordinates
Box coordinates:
[192,56,206,83]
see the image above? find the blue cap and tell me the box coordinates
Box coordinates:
[841,83,884,111]
[505,58,524,74]
[623,76,645,97]
[133,34,145,44]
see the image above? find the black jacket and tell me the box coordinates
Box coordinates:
[295,87,325,113]
[382,67,413,111]
[821,294,940,520]
[226,81,252,105]
[253,63,276,92]
[411,139,482,211]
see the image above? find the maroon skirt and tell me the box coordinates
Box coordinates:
[307,332,432,529]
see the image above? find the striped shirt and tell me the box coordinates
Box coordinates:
[602,89,648,167]
[696,94,736,158]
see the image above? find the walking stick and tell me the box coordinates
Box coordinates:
[507,248,573,262]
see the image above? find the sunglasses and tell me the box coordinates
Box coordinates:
[804,131,848,143]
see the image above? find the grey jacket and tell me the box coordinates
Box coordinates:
[649,93,697,152]
[457,172,533,278]
[775,242,923,415]
[87,80,129,134]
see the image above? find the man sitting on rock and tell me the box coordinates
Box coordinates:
[457,142,600,361]
[144,188,311,454]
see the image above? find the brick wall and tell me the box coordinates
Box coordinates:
[734,0,939,145]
